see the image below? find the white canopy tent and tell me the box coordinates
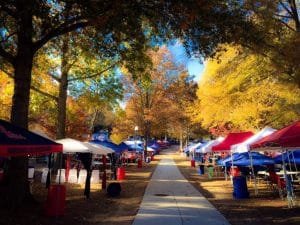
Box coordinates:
[83,142,114,155]
[196,137,225,154]
[56,138,91,153]
[189,142,204,153]
[230,127,276,153]
[56,138,114,155]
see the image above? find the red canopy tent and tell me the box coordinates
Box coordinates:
[250,121,300,207]
[250,121,300,150]
[212,132,254,152]
[0,119,62,157]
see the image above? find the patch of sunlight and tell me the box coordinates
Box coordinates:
[144,196,212,209]
[152,179,188,183]
[127,172,151,177]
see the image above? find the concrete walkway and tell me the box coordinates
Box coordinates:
[132,155,230,225]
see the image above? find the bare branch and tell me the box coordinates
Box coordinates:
[68,64,116,82]
[274,13,292,19]
[276,18,297,31]
[279,0,294,17]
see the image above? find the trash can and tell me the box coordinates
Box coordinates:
[45,184,66,216]
[117,167,126,180]
[230,166,240,177]
[107,182,121,197]
[137,159,142,168]
[232,176,249,199]
[198,165,205,175]
[191,159,195,167]
[207,166,214,179]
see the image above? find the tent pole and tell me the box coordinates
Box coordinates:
[291,151,298,172]
[58,152,63,184]
[282,149,294,208]
[249,151,258,195]
[230,151,233,184]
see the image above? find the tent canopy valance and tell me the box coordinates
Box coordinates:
[231,127,276,153]
[218,152,274,167]
[90,140,126,153]
[212,132,254,152]
[250,121,300,150]
[56,138,114,155]
[196,137,225,153]
[0,119,62,157]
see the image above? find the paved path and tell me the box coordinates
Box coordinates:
[132,154,230,225]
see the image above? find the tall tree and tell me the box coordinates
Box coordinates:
[191,44,300,134]
[112,47,198,151]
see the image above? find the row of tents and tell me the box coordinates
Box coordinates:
[186,120,300,207]
[186,120,300,158]
[0,118,165,157]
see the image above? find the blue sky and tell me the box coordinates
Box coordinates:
[168,40,204,82]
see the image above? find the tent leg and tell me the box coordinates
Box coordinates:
[282,150,295,208]
[249,152,258,195]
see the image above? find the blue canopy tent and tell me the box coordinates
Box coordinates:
[218,152,274,167]
[149,142,160,150]
[117,142,129,152]
[274,150,300,165]
[217,153,241,166]
[127,144,144,152]
[90,140,123,154]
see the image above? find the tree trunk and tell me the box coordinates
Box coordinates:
[144,121,150,161]
[56,36,70,139]
[54,36,70,173]
[179,130,183,152]
[8,1,35,207]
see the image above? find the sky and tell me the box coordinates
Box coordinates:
[167,40,205,82]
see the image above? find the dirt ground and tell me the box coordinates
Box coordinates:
[172,149,300,225]
[2,147,300,225]
[0,158,159,225]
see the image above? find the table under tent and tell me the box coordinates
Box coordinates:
[55,138,115,199]
[211,131,254,179]
[250,120,300,208]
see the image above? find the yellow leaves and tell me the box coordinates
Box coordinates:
[192,44,300,132]
[0,71,13,119]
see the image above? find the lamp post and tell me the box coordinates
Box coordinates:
[135,126,142,168]
[134,126,139,153]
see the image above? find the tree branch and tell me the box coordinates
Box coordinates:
[0,67,58,101]
[274,13,292,19]
[0,66,13,78]
[0,46,15,64]
[0,32,17,44]
[33,20,91,52]
[30,85,58,102]
[48,73,61,82]
[276,18,297,31]
[0,3,17,18]
[279,0,294,17]
[68,64,116,82]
